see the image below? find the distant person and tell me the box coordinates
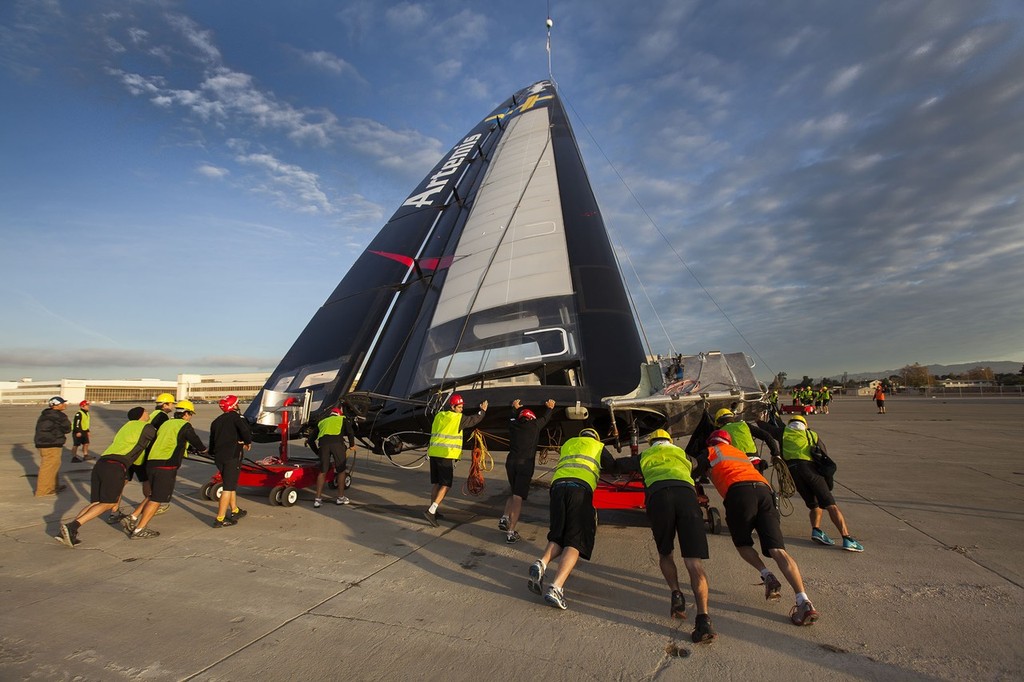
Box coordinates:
[698,430,819,626]
[33,396,72,496]
[757,414,864,552]
[123,392,176,522]
[56,407,156,548]
[122,400,206,539]
[714,408,779,473]
[307,404,356,508]
[423,394,487,526]
[208,395,253,526]
[499,398,555,543]
[71,400,92,462]
[873,384,886,414]
[617,429,716,643]
[527,428,618,613]
[819,386,832,415]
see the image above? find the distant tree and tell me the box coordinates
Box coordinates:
[966,366,994,381]
[900,363,931,388]
[1019,364,1024,376]
[770,372,788,390]
[799,375,812,388]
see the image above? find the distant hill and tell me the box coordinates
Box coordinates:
[842,361,1022,381]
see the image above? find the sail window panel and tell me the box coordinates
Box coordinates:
[432,107,572,328]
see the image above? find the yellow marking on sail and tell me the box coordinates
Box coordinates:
[485,93,554,123]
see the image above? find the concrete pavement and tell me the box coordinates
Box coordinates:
[1,396,1021,680]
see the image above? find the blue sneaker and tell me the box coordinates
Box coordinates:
[842,537,864,552]
[811,528,834,546]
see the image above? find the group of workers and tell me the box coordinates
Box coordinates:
[48,393,253,547]
[44,389,865,643]
[791,386,832,414]
[422,393,864,644]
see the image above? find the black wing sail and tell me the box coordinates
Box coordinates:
[247,81,649,441]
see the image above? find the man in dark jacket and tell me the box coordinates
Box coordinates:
[208,395,253,526]
[34,396,72,496]
[499,398,555,543]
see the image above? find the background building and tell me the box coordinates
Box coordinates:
[0,373,269,406]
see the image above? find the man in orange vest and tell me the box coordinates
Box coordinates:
[700,430,819,626]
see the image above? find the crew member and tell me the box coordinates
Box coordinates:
[71,400,92,462]
[714,408,779,473]
[123,392,177,522]
[208,395,253,526]
[873,384,886,414]
[308,404,356,508]
[34,396,72,496]
[527,428,617,612]
[56,407,156,548]
[123,400,206,539]
[618,429,716,643]
[757,414,864,552]
[699,430,819,626]
[499,398,555,544]
[423,393,487,526]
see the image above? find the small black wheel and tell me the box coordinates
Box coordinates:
[708,507,722,535]
[210,483,224,500]
[343,472,353,490]
[201,482,213,500]
[269,485,285,505]
[281,487,300,507]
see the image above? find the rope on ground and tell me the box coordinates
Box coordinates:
[462,429,494,496]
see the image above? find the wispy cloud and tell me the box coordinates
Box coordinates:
[196,163,228,179]
[296,49,366,83]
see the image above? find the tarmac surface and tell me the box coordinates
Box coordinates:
[1,396,1022,681]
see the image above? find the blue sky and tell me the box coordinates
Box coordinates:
[2,0,1022,384]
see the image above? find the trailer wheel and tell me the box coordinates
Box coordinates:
[210,483,224,501]
[270,485,285,505]
[281,487,300,507]
[201,482,213,500]
[344,472,353,490]
[707,508,722,535]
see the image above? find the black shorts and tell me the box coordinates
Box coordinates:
[788,460,836,509]
[505,459,535,499]
[216,457,241,491]
[876,399,885,408]
[429,457,455,488]
[318,437,349,474]
[73,432,90,446]
[547,481,596,560]
[147,466,179,503]
[724,482,786,556]
[128,463,149,482]
[90,459,128,504]
[646,485,709,559]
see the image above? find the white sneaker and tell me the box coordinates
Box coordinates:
[336,496,350,505]
[313,498,322,508]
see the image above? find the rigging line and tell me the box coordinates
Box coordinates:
[558,91,775,379]
[437,117,554,388]
[611,241,661,359]
[546,10,554,84]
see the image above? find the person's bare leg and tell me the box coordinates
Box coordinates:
[767,548,806,594]
[683,557,709,615]
[549,546,580,589]
[827,504,850,537]
[508,495,524,531]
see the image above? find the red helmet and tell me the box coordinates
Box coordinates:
[218,395,239,412]
[449,393,464,408]
[519,408,536,421]
[706,429,732,446]
[331,406,344,415]
[79,400,90,407]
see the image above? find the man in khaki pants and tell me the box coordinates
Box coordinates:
[34,396,72,496]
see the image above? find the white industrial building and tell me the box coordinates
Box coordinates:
[0,373,270,406]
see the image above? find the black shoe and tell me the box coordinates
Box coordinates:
[107,510,129,524]
[55,484,67,493]
[691,614,717,644]
[423,510,439,527]
[229,508,248,520]
[70,457,84,463]
[671,590,686,619]
[213,517,238,528]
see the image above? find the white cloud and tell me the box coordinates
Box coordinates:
[385,2,428,31]
[236,152,333,214]
[825,64,863,95]
[297,49,365,83]
[196,164,228,179]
